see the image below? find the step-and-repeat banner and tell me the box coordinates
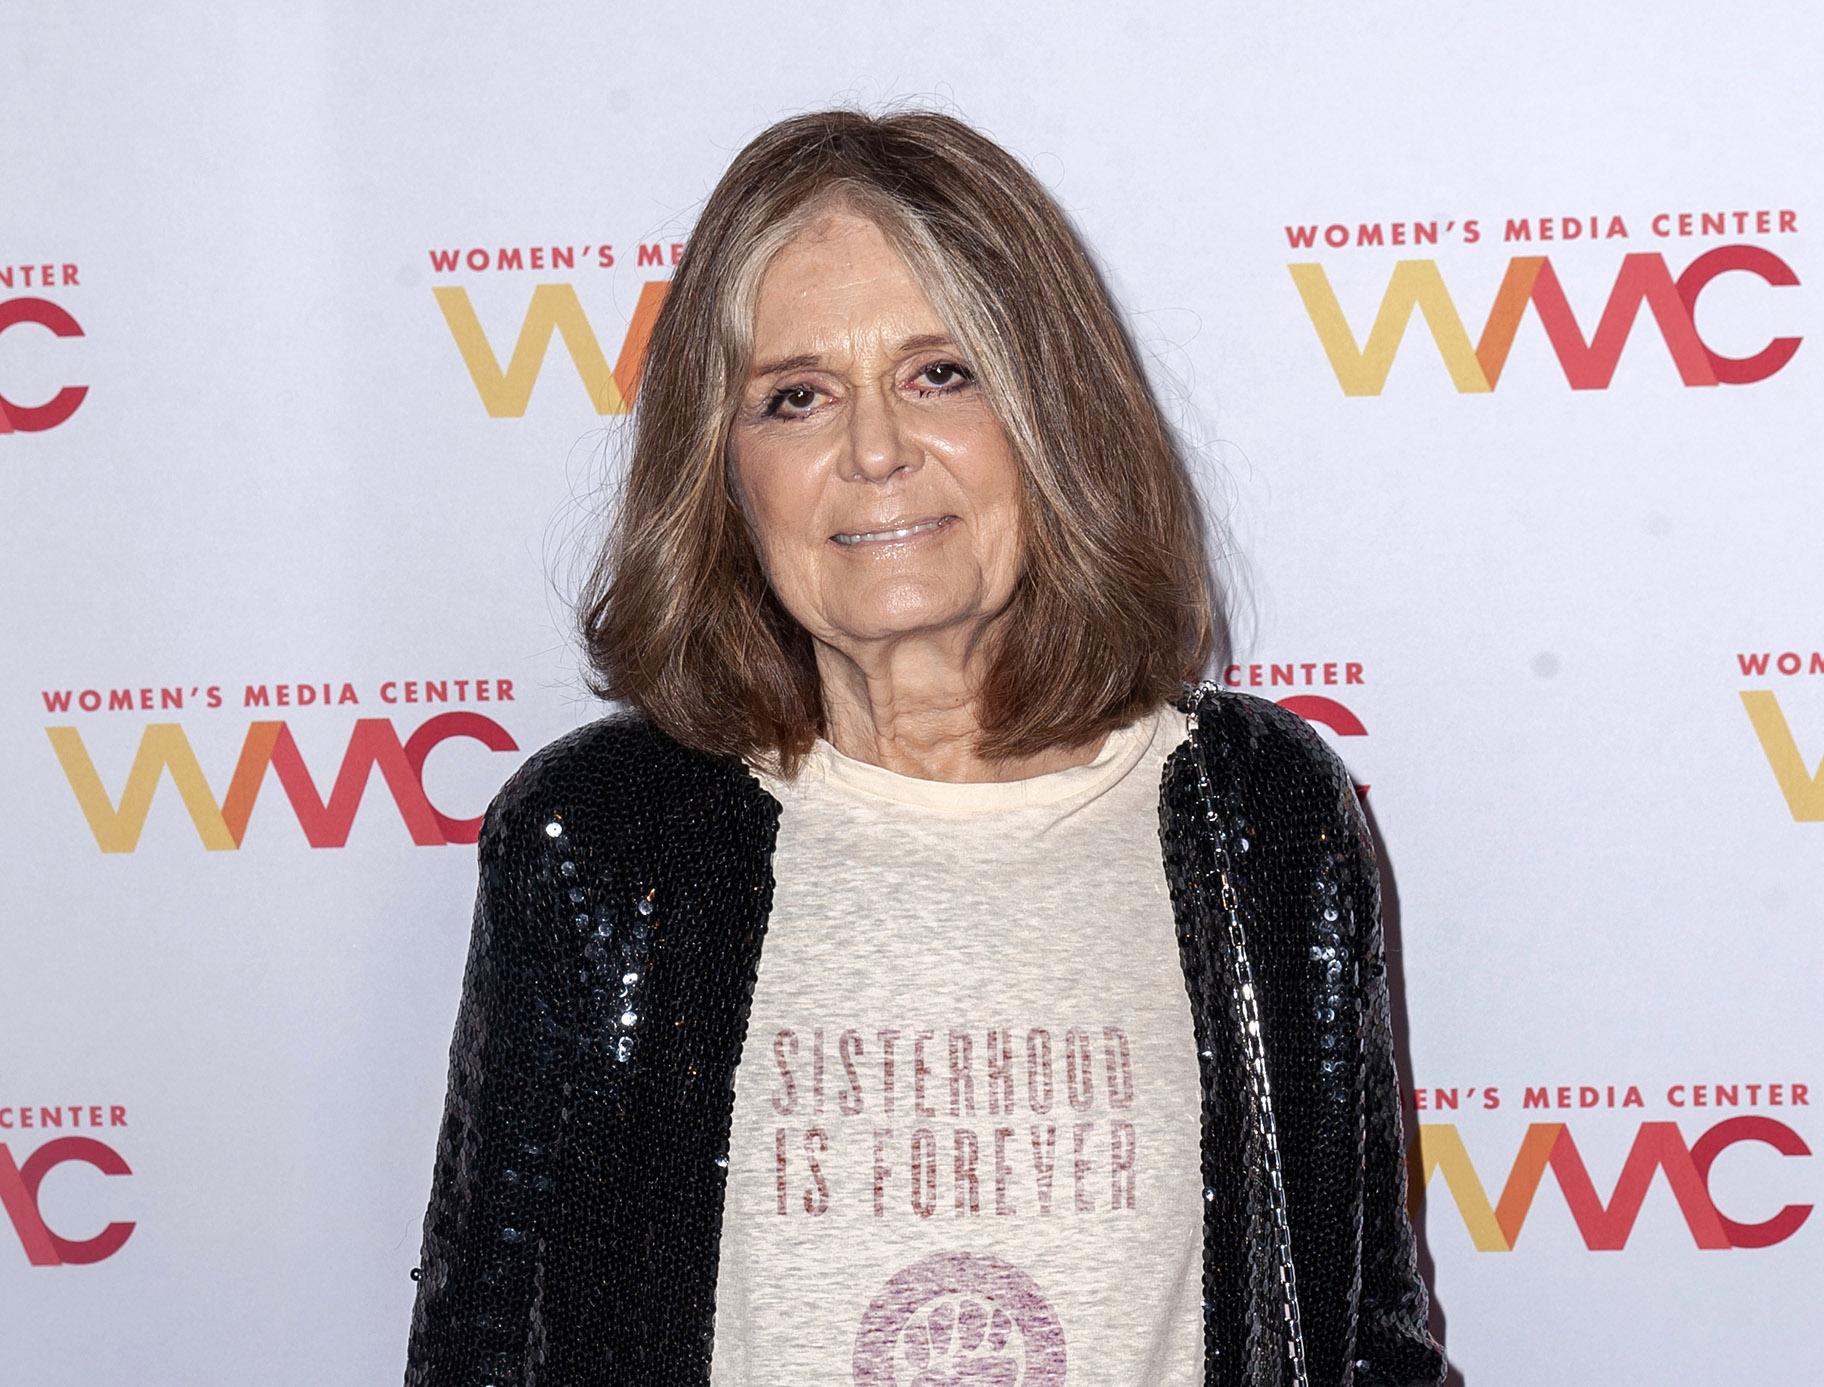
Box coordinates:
[4,3,1816,1382]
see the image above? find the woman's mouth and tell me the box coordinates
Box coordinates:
[830,515,958,546]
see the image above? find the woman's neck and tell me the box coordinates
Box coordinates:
[813,642,1106,783]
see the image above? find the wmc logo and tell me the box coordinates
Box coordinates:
[1743,693,1824,821]
[0,1138,135,1266]
[1,286,88,433]
[1291,247,1800,395]
[1737,651,1824,821]
[434,281,668,418]
[1415,1117,1811,1251]
[45,713,517,851]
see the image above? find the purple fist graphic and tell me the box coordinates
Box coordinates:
[853,1252,1066,1386]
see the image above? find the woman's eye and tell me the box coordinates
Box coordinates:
[759,384,820,419]
[914,361,974,394]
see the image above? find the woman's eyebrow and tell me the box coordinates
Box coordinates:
[748,333,958,380]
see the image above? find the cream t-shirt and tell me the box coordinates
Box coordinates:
[709,701,1205,1386]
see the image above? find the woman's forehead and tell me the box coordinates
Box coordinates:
[749,254,947,364]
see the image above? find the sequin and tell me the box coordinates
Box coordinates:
[403,678,1446,1385]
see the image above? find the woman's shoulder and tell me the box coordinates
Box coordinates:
[479,702,742,851]
[1177,681,1359,825]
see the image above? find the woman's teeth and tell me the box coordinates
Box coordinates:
[833,516,952,545]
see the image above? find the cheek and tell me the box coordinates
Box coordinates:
[947,423,1021,504]
[985,530,1024,590]
[735,462,826,592]
[960,437,1023,549]
[733,445,804,535]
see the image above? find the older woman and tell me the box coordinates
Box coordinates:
[403,109,1446,1387]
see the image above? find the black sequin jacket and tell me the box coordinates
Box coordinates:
[403,679,1449,1386]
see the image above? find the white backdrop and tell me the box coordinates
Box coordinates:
[3,3,1818,1382]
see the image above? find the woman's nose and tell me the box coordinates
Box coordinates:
[843,381,922,483]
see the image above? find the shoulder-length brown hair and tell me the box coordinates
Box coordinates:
[578,105,1225,779]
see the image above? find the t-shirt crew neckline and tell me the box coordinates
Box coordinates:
[797,702,1171,813]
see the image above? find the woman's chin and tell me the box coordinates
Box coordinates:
[821,604,983,648]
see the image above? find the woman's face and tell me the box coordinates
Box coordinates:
[727,209,1023,669]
